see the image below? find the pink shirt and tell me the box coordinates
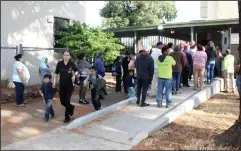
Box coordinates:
[192,51,207,67]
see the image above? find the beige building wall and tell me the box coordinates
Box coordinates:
[200,1,238,20]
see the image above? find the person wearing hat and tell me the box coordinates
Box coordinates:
[135,45,154,107]
[95,52,105,77]
[150,41,164,97]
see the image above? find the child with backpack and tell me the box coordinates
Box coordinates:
[39,74,55,121]
[84,66,106,111]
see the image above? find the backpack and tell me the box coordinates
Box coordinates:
[112,66,117,76]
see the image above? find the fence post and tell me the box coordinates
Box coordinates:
[19,43,23,54]
[16,45,19,55]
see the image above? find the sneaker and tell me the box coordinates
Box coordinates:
[136,100,140,105]
[166,103,174,108]
[79,99,88,105]
[140,103,150,107]
[158,104,163,108]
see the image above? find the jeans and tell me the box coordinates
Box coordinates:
[13,82,24,105]
[44,99,55,120]
[172,72,181,92]
[236,75,241,97]
[206,61,215,83]
[136,79,149,103]
[115,75,122,92]
[128,87,136,98]
[91,88,101,110]
[157,78,172,105]
[79,77,87,101]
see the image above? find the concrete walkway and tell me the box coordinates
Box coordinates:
[1,86,126,148]
[2,80,221,150]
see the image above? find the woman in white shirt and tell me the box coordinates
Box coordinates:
[12,54,30,107]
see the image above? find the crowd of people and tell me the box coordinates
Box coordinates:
[11,40,240,123]
[112,40,240,108]
[12,51,107,123]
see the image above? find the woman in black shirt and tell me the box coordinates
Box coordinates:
[53,51,78,123]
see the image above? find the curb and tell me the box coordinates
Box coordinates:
[129,79,222,146]
[66,97,137,129]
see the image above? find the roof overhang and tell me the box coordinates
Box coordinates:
[103,18,239,33]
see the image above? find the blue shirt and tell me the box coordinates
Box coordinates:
[12,61,25,83]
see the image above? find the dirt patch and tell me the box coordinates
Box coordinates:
[132,92,240,150]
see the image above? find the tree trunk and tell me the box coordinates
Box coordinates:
[215,2,241,149]
[239,0,241,122]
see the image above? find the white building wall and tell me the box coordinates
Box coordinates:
[200,1,238,20]
[1,1,86,47]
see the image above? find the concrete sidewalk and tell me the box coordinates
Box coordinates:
[1,80,221,150]
[1,86,127,148]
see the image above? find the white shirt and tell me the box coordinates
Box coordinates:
[151,48,162,73]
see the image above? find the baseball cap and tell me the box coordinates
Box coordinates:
[156,41,163,46]
[142,45,152,52]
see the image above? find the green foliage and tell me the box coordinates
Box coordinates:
[100,1,177,28]
[56,21,124,64]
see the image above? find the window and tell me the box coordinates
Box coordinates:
[54,17,70,48]
[224,37,227,44]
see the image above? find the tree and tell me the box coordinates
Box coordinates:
[100,1,177,28]
[215,2,241,149]
[56,21,124,64]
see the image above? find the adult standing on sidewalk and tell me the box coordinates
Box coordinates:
[52,51,78,123]
[156,46,176,108]
[223,49,235,93]
[170,45,184,94]
[122,54,130,95]
[114,56,122,93]
[39,56,52,83]
[206,41,217,84]
[95,52,105,77]
[215,45,223,77]
[75,53,92,105]
[183,44,192,87]
[150,41,164,97]
[192,44,207,90]
[12,54,30,107]
[135,45,154,107]
[235,48,240,100]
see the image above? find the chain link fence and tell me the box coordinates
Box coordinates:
[1,46,19,87]
[1,44,67,87]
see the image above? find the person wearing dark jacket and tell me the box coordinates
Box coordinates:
[122,55,130,95]
[206,41,217,84]
[39,74,55,122]
[114,56,122,93]
[135,45,154,107]
[183,45,192,87]
[170,45,184,94]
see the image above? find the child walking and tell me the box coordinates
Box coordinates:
[127,70,136,98]
[84,66,106,111]
[39,74,55,121]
